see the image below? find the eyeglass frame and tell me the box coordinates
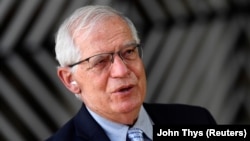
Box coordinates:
[67,44,143,69]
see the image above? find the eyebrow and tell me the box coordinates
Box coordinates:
[81,40,139,60]
[122,40,138,48]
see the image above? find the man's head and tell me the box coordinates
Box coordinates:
[55,5,146,125]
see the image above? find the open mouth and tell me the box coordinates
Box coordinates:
[119,86,132,92]
[115,85,133,93]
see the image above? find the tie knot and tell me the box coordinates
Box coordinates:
[127,128,144,141]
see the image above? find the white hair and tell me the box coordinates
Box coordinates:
[55,5,140,67]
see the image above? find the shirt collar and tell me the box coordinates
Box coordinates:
[87,106,153,141]
[132,106,153,140]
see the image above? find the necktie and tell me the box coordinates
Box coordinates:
[127,128,144,141]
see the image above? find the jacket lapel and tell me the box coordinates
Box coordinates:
[74,104,110,141]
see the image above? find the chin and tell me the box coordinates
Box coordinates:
[113,100,142,113]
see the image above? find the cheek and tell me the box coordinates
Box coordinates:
[79,72,109,100]
[76,65,108,90]
[135,62,146,82]
[78,75,111,112]
[132,61,147,95]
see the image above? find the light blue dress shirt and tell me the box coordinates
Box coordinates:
[87,106,153,141]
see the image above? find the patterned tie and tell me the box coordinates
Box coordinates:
[127,128,144,141]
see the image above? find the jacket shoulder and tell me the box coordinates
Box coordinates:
[45,104,109,141]
[45,118,79,141]
[144,103,217,125]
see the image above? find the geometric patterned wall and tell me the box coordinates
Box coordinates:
[0,0,249,140]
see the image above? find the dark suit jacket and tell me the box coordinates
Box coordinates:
[45,103,216,141]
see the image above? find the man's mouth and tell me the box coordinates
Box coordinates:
[119,86,132,92]
[114,85,134,94]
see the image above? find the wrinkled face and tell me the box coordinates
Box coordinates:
[72,16,146,122]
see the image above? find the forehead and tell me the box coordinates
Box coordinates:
[75,16,135,55]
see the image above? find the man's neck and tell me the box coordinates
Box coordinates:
[87,106,141,125]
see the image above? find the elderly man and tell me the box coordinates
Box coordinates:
[46,5,216,141]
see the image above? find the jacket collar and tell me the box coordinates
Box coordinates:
[74,104,110,141]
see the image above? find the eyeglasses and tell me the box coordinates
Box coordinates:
[68,44,143,72]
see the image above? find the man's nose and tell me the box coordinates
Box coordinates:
[110,55,129,77]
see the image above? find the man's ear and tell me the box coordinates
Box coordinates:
[57,67,81,94]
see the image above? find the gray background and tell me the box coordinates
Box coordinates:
[0,0,249,140]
